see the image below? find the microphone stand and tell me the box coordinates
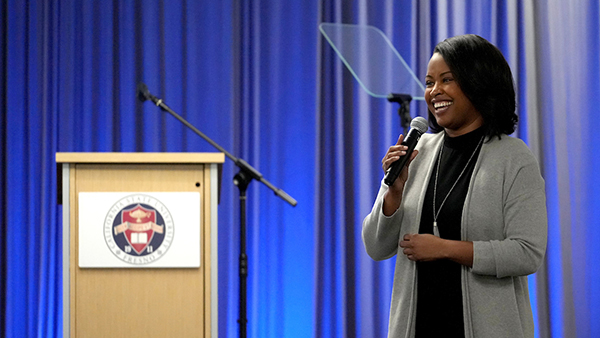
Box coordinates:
[138,84,297,338]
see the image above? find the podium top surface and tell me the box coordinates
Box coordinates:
[56,152,225,164]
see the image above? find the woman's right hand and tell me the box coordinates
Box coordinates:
[381,134,418,215]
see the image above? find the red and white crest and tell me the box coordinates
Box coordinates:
[120,204,157,254]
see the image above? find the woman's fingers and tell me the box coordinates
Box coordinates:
[395,134,404,145]
[382,135,409,172]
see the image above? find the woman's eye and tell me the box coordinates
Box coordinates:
[425,81,434,87]
[443,77,454,83]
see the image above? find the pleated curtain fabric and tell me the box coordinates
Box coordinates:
[1,0,599,337]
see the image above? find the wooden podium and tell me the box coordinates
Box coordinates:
[56,153,224,338]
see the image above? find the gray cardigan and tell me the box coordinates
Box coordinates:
[362,132,547,338]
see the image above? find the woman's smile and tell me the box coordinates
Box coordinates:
[425,53,483,137]
[432,100,453,113]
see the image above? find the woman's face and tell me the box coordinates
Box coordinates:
[425,53,483,137]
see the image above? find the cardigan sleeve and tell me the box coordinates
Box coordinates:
[362,180,404,261]
[472,155,548,278]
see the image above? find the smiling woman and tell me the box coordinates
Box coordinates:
[425,53,483,137]
[362,34,548,338]
[426,35,519,140]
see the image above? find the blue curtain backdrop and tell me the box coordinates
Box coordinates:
[2,0,599,337]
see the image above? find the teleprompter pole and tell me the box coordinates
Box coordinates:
[387,93,413,135]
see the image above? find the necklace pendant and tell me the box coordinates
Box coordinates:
[433,221,440,237]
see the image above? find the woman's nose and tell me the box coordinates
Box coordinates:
[430,83,440,97]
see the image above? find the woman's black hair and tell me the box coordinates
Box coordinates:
[428,34,518,139]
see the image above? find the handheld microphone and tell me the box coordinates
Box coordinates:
[383,116,428,186]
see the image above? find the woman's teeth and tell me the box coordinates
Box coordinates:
[434,101,453,109]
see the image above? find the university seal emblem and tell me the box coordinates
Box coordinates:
[104,194,174,265]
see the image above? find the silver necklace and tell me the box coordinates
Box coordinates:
[432,135,484,237]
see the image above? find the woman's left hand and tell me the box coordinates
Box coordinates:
[399,234,445,261]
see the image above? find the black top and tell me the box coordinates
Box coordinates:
[415,127,485,338]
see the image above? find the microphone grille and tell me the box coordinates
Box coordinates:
[137,82,150,102]
[410,116,428,133]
